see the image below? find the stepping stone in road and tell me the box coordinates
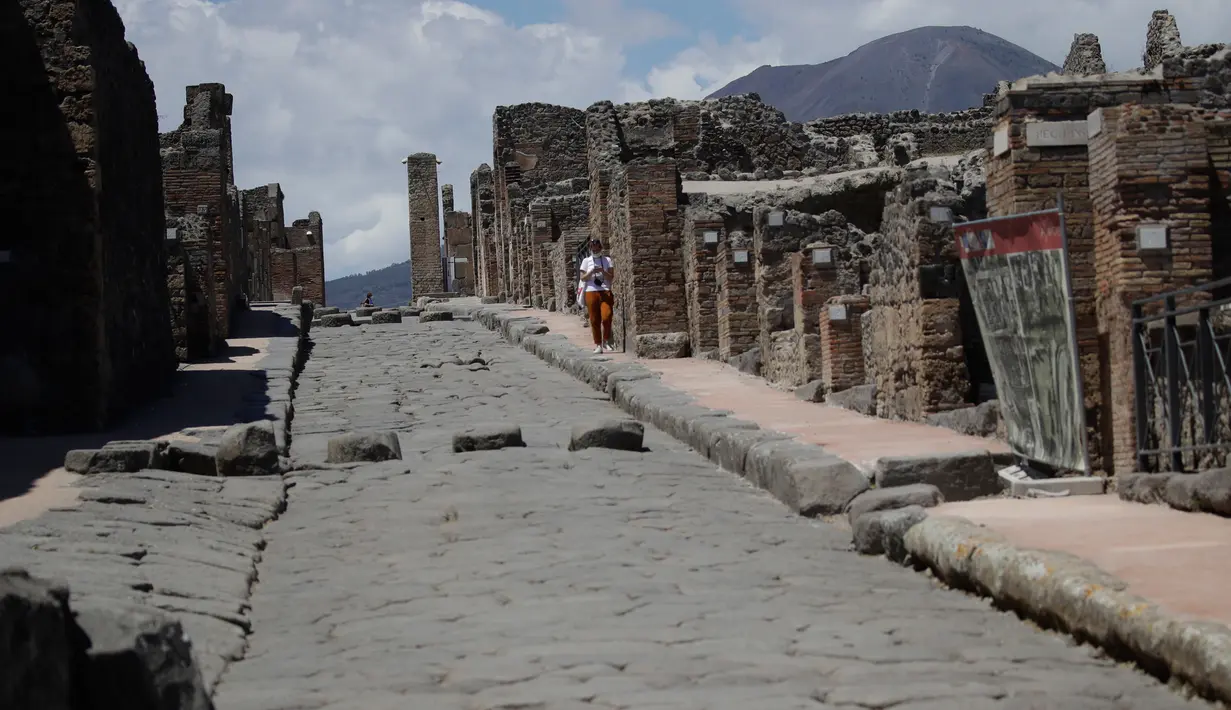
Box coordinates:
[216,422,280,477]
[161,440,218,477]
[326,431,403,463]
[64,440,166,474]
[420,311,453,323]
[452,424,526,453]
[371,310,403,325]
[354,306,381,317]
[320,313,353,328]
[569,419,644,452]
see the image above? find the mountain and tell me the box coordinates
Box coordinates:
[708,26,1059,122]
[326,261,412,308]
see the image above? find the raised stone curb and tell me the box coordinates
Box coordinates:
[450,302,874,523]
[1119,469,1231,516]
[903,515,1231,705]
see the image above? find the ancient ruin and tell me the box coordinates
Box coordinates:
[466,10,1231,480]
[3,2,327,431]
[406,152,445,296]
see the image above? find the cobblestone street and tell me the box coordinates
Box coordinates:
[212,318,1203,710]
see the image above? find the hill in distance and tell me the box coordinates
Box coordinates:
[708,26,1059,122]
[326,260,412,308]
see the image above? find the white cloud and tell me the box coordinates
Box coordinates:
[112,0,1231,280]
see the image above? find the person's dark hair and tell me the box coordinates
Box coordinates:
[591,240,602,248]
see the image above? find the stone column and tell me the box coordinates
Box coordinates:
[821,295,870,394]
[406,153,444,296]
[716,236,758,360]
[684,209,723,358]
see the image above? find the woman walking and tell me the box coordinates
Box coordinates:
[579,239,615,353]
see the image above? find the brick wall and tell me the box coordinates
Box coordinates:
[985,76,1192,469]
[821,295,870,394]
[406,152,444,296]
[238,183,284,301]
[270,248,297,302]
[606,158,688,355]
[682,200,722,356]
[716,235,758,360]
[161,83,238,341]
[1090,104,1221,474]
[529,193,590,311]
[1,0,175,434]
[756,208,863,386]
[277,212,325,305]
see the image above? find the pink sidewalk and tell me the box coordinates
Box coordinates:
[524,308,1231,629]
[529,309,1008,471]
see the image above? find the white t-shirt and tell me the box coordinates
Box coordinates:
[580,255,613,292]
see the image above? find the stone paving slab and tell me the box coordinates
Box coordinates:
[452,300,1231,706]
[0,303,312,697]
[211,314,1205,709]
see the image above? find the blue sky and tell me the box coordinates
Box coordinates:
[114,0,1231,280]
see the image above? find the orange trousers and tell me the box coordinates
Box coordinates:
[584,290,614,345]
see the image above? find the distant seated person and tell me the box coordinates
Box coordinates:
[360,292,374,307]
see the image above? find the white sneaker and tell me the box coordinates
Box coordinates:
[593,346,603,354]
[603,343,615,352]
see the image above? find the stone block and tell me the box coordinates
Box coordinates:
[75,603,212,710]
[728,347,761,376]
[1117,472,1175,505]
[1163,469,1231,516]
[926,401,1001,438]
[853,505,929,560]
[162,441,218,477]
[706,426,785,474]
[0,569,81,710]
[420,311,454,323]
[825,384,876,416]
[772,452,871,517]
[569,420,644,452]
[452,425,526,453]
[635,332,689,359]
[371,311,403,325]
[354,306,381,317]
[64,441,165,475]
[320,313,354,328]
[216,422,280,477]
[794,379,825,403]
[314,306,340,316]
[1003,472,1105,498]
[847,483,944,525]
[326,432,403,463]
[873,451,1000,501]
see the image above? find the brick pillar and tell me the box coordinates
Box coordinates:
[987,110,1102,468]
[792,245,846,384]
[717,238,757,360]
[821,295,869,393]
[1089,104,1217,474]
[685,218,722,356]
[406,153,444,296]
[530,202,553,308]
[609,159,687,356]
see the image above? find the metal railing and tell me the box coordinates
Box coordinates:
[1132,275,1231,472]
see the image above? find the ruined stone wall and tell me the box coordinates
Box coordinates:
[1163,45,1231,109]
[1,0,175,433]
[444,208,474,295]
[1144,10,1183,72]
[756,208,864,387]
[801,107,992,166]
[470,165,499,297]
[863,174,969,421]
[716,235,758,360]
[406,152,443,296]
[682,197,723,356]
[1090,104,1222,474]
[161,83,238,341]
[277,213,325,305]
[528,193,590,312]
[493,103,589,301]
[239,183,285,301]
[1062,33,1107,75]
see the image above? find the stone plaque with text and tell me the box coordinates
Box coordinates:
[1026,120,1089,147]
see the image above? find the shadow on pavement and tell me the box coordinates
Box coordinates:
[0,308,296,503]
